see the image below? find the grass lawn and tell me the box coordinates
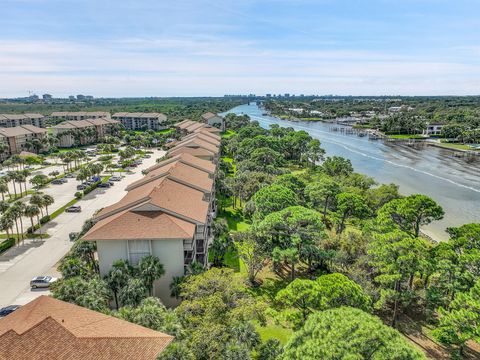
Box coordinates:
[256,322,293,345]
[222,130,236,139]
[388,134,426,139]
[436,142,480,151]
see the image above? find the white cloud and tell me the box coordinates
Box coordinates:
[1,39,479,97]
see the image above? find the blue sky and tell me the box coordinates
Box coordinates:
[1,0,479,97]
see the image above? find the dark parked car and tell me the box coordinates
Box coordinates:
[65,205,81,213]
[51,179,64,185]
[65,173,76,178]
[98,182,111,188]
[0,305,21,317]
[76,184,86,190]
[110,176,122,181]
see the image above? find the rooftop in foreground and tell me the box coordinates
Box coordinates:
[0,295,173,360]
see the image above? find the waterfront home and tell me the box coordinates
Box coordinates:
[0,296,173,360]
[201,112,225,131]
[423,123,444,136]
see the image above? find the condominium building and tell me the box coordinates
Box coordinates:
[112,112,167,131]
[0,113,46,128]
[0,125,48,160]
[83,137,219,306]
[51,118,120,147]
[0,296,173,360]
[50,112,111,122]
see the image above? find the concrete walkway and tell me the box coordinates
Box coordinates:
[0,150,164,307]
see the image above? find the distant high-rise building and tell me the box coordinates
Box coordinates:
[68,95,75,100]
[284,93,290,98]
[266,94,272,98]
[76,94,86,100]
[42,94,52,100]
[85,95,94,100]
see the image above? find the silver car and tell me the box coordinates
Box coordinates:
[30,276,57,289]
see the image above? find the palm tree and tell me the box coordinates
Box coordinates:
[24,204,40,235]
[30,193,45,217]
[7,171,18,198]
[105,259,132,309]
[0,180,9,201]
[0,141,9,158]
[137,255,165,296]
[11,202,25,244]
[42,194,54,216]
[0,201,9,214]
[0,212,14,241]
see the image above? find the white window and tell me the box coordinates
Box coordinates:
[128,240,151,265]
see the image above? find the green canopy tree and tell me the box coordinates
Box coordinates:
[276,273,371,328]
[433,279,480,356]
[378,194,444,238]
[304,177,341,222]
[283,307,425,360]
[335,192,370,234]
[368,231,430,327]
[251,184,299,220]
[256,206,326,280]
[322,156,353,177]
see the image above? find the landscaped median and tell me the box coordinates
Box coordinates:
[0,175,111,255]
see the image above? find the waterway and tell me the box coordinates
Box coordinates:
[222,103,480,241]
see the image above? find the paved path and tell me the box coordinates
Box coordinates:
[0,150,163,307]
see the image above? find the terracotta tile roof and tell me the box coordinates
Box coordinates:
[201,112,218,120]
[0,125,45,137]
[0,296,173,360]
[128,161,213,193]
[51,111,110,117]
[184,122,205,133]
[176,120,196,130]
[194,128,221,140]
[112,113,167,120]
[52,120,95,129]
[174,119,193,127]
[171,137,219,154]
[182,132,221,146]
[82,209,195,241]
[196,125,222,134]
[96,177,209,224]
[85,118,111,126]
[19,124,47,134]
[23,113,44,119]
[147,153,215,174]
[168,146,215,159]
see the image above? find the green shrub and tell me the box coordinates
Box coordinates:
[0,238,15,254]
[40,215,51,224]
[75,191,83,199]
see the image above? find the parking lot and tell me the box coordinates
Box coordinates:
[0,148,165,308]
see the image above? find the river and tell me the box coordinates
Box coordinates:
[222,102,480,241]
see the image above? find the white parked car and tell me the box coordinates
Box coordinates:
[30,276,57,289]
